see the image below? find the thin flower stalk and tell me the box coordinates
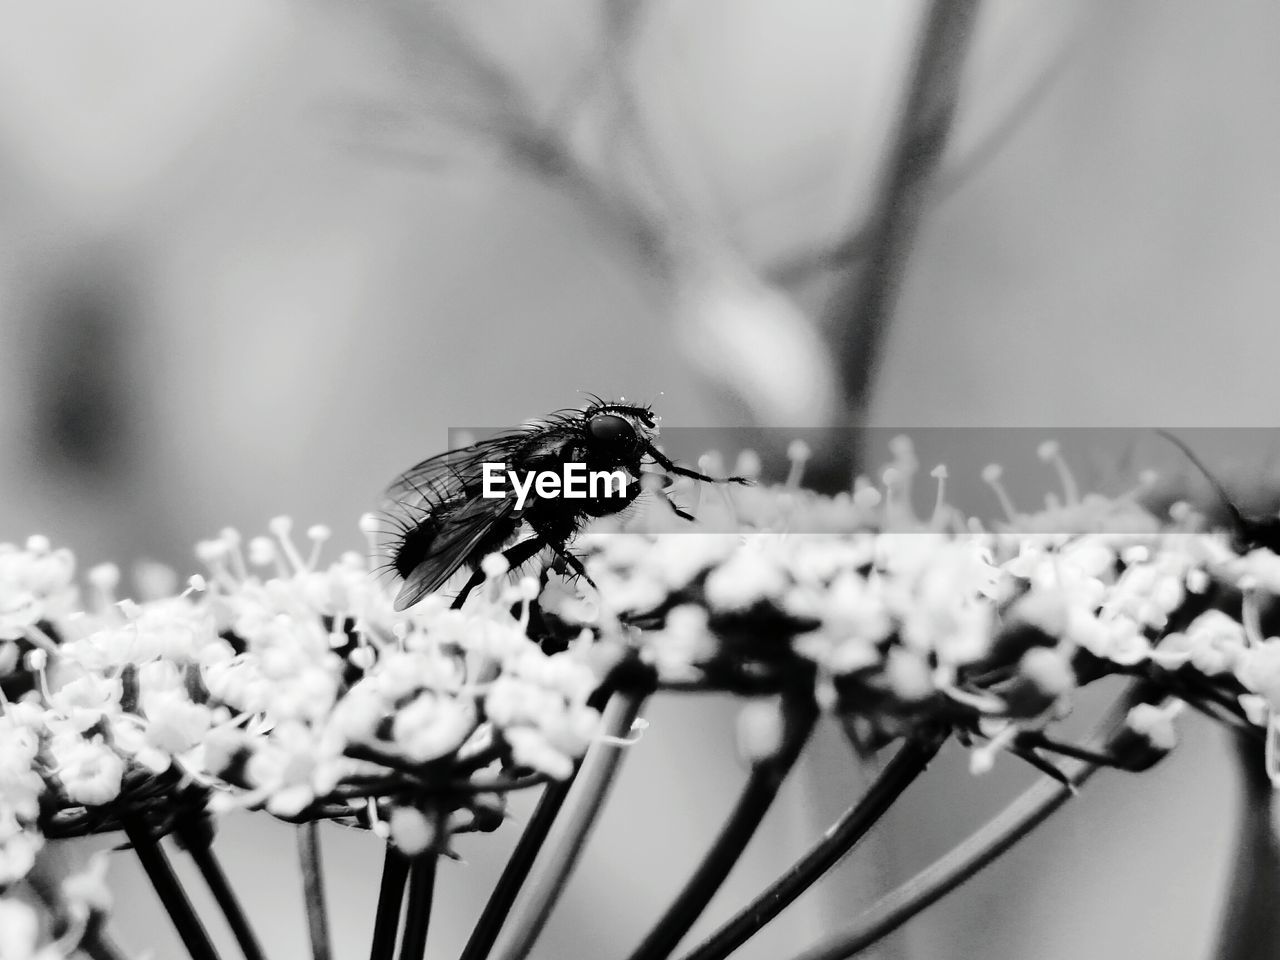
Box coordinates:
[369,848,411,960]
[176,817,268,960]
[298,821,333,960]
[487,688,651,960]
[1211,735,1280,960]
[123,818,223,960]
[625,690,820,960]
[784,687,1149,960]
[398,853,439,960]
[4,433,1280,956]
[458,776,577,960]
[677,732,947,960]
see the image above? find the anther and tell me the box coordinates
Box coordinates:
[982,464,1019,522]
[1037,440,1080,505]
[785,439,811,489]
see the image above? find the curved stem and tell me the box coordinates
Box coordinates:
[625,696,820,960]
[181,836,267,960]
[794,763,1088,960]
[369,847,411,960]
[123,818,222,960]
[81,917,133,960]
[786,687,1148,960]
[1209,732,1280,960]
[398,853,439,960]
[675,733,946,960]
[298,821,333,960]
[459,778,576,960]
[487,688,650,960]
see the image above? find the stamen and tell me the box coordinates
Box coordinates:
[939,681,1006,715]
[970,722,1019,775]
[481,553,511,605]
[930,464,949,527]
[248,537,288,579]
[26,649,53,700]
[481,554,510,579]
[359,513,381,564]
[134,561,178,602]
[785,439,811,489]
[734,449,762,481]
[982,464,1019,521]
[306,525,332,571]
[1119,469,1159,502]
[881,467,912,526]
[698,452,725,480]
[88,563,120,610]
[1268,714,1280,787]
[368,798,389,839]
[888,435,918,484]
[219,528,250,582]
[21,623,58,656]
[1037,440,1080,505]
[851,478,882,512]
[596,717,650,746]
[195,539,235,587]
[1241,581,1264,646]
[516,577,539,630]
[269,516,307,574]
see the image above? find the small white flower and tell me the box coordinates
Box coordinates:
[0,898,43,960]
[49,674,122,732]
[50,735,124,806]
[391,694,477,763]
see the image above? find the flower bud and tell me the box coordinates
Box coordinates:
[1106,702,1183,771]
[736,699,785,765]
[390,807,436,857]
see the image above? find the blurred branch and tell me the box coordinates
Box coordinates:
[675,732,947,960]
[374,0,678,282]
[824,0,983,428]
[770,17,1080,288]
[547,0,653,133]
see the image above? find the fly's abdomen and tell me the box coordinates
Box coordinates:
[392,520,440,579]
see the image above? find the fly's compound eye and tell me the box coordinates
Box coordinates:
[589,413,635,445]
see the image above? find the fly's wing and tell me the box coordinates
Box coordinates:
[385,433,529,610]
[392,493,520,610]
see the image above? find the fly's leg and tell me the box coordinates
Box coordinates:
[450,537,547,609]
[635,471,697,521]
[545,542,597,591]
[657,488,696,522]
[645,444,751,485]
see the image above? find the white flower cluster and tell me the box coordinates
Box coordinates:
[558,438,1280,778]
[6,435,1280,946]
[0,853,110,960]
[0,518,608,894]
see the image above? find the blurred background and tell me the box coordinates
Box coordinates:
[3,0,1277,957]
